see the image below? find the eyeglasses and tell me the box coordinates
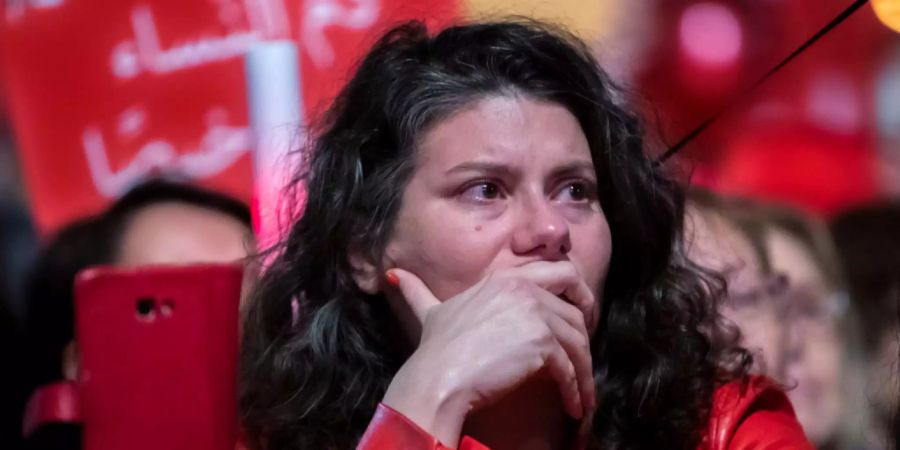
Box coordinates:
[727,272,790,309]
[782,286,849,323]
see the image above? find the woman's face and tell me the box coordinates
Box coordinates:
[685,207,785,376]
[769,229,843,445]
[379,96,612,335]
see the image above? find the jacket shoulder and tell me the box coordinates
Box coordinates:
[703,376,813,450]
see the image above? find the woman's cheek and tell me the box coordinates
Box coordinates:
[441,232,508,294]
[402,224,507,300]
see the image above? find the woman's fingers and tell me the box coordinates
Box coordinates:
[538,289,591,348]
[546,313,596,414]
[507,262,597,415]
[387,264,596,422]
[543,337,584,419]
[504,261,598,332]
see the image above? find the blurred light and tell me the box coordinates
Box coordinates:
[806,71,862,135]
[463,0,614,40]
[876,45,900,142]
[679,2,743,67]
[872,0,900,33]
[717,124,876,215]
[875,43,900,195]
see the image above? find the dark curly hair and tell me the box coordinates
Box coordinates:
[239,19,751,450]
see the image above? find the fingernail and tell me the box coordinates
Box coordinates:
[385,270,399,286]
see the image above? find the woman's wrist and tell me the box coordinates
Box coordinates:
[382,352,472,448]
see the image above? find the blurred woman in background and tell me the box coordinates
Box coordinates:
[688,189,871,450]
[20,178,254,449]
[750,204,867,450]
[685,190,788,378]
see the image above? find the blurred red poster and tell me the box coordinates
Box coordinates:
[1,0,458,233]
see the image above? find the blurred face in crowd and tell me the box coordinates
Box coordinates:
[61,201,254,380]
[769,228,843,446]
[116,202,253,267]
[685,207,785,377]
[117,200,257,307]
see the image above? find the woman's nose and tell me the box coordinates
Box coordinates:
[511,197,571,260]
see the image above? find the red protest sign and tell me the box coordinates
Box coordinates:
[1,0,458,233]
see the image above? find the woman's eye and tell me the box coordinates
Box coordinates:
[557,182,594,202]
[460,182,504,202]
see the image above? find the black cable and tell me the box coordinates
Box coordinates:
[656,0,871,163]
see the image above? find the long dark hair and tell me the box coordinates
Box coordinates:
[240,19,750,450]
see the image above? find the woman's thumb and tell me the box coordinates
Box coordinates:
[386,268,440,323]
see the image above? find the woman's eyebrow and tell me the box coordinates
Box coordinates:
[550,161,596,179]
[445,161,519,178]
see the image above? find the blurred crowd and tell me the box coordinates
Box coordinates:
[0,179,256,449]
[686,190,900,450]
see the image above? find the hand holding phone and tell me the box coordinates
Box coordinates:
[75,264,243,450]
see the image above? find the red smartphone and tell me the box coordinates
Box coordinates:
[74,264,243,450]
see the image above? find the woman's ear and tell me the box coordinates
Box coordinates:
[349,247,381,294]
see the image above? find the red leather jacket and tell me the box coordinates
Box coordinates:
[357,376,813,450]
[27,377,810,450]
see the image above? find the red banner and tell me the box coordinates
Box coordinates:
[1,0,458,233]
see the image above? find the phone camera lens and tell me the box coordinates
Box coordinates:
[136,298,156,319]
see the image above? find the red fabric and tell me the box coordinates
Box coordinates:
[24,381,250,450]
[702,376,813,450]
[357,377,812,450]
[358,404,489,450]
